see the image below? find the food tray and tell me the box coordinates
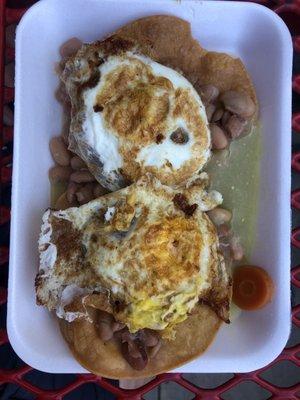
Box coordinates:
[0,0,299,398]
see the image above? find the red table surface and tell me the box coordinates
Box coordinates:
[0,1,299,399]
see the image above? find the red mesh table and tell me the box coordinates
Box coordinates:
[0,0,299,399]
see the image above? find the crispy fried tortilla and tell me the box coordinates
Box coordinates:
[59,301,221,378]
[116,15,257,104]
[57,15,256,377]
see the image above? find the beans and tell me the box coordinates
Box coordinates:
[217,223,231,238]
[70,156,86,170]
[5,62,14,88]
[70,170,95,183]
[210,124,228,150]
[121,339,148,371]
[139,329,160,347]
[3,105,13,126]
[112,321,125,332]
[67,182,80,203]
[55,192,70,210]
[59,37,83,59]
[49,165,72,183]
[206,104,216,122]
[207,207,232,226]
[211,107,224,123]
[49,136,71,166]
[76,183,94,205]
[55,84,70,105]
[199,84,219,104]
[93,183,108,198]
[230,236,244,261]
[224,115,247,139]
[221,110,231,127]
[220,91,255,118]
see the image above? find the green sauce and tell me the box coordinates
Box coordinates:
[205,124,262,259]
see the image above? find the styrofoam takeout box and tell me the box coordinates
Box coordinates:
[8,0,292,373]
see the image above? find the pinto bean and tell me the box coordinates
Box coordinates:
[230,236,244,261]
[224,115,247,139]
[49,136,71,166]
[210,124,228,150]
[75,183,94,205]
[221,110,231,127]
[121,339,148,370]
[55,192,70,210]
[139,329,160,347]
[199,84,219,104]
[207,207,232,226]
[70,156,86,170]
[70,170,95,183]
[211,107,224,123]
[112,321,125,332]
[66,182,80,203]
[217,223,231,238]
[93,183,108,198]
[206,104,216,122]
[59,37,83,59]
[49,165,72,183]
[220,91,255,118]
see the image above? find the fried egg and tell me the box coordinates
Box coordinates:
[36,174,231,337]
[62,36,210,190]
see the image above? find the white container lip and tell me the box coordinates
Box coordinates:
[8,0,292,374]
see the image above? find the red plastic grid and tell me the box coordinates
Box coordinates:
[0,1,299,399]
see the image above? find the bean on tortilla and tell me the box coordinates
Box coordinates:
[121,339,148,371]
[210,124,228,150]
[205,104,216,122]
[220,90,255,118]
[139,329,160,347]
[211,107,224,123]
[224,115,247,139]
[199,84,219,104]
[221,110,231,127]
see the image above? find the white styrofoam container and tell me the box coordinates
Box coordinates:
[8,0,292,374]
